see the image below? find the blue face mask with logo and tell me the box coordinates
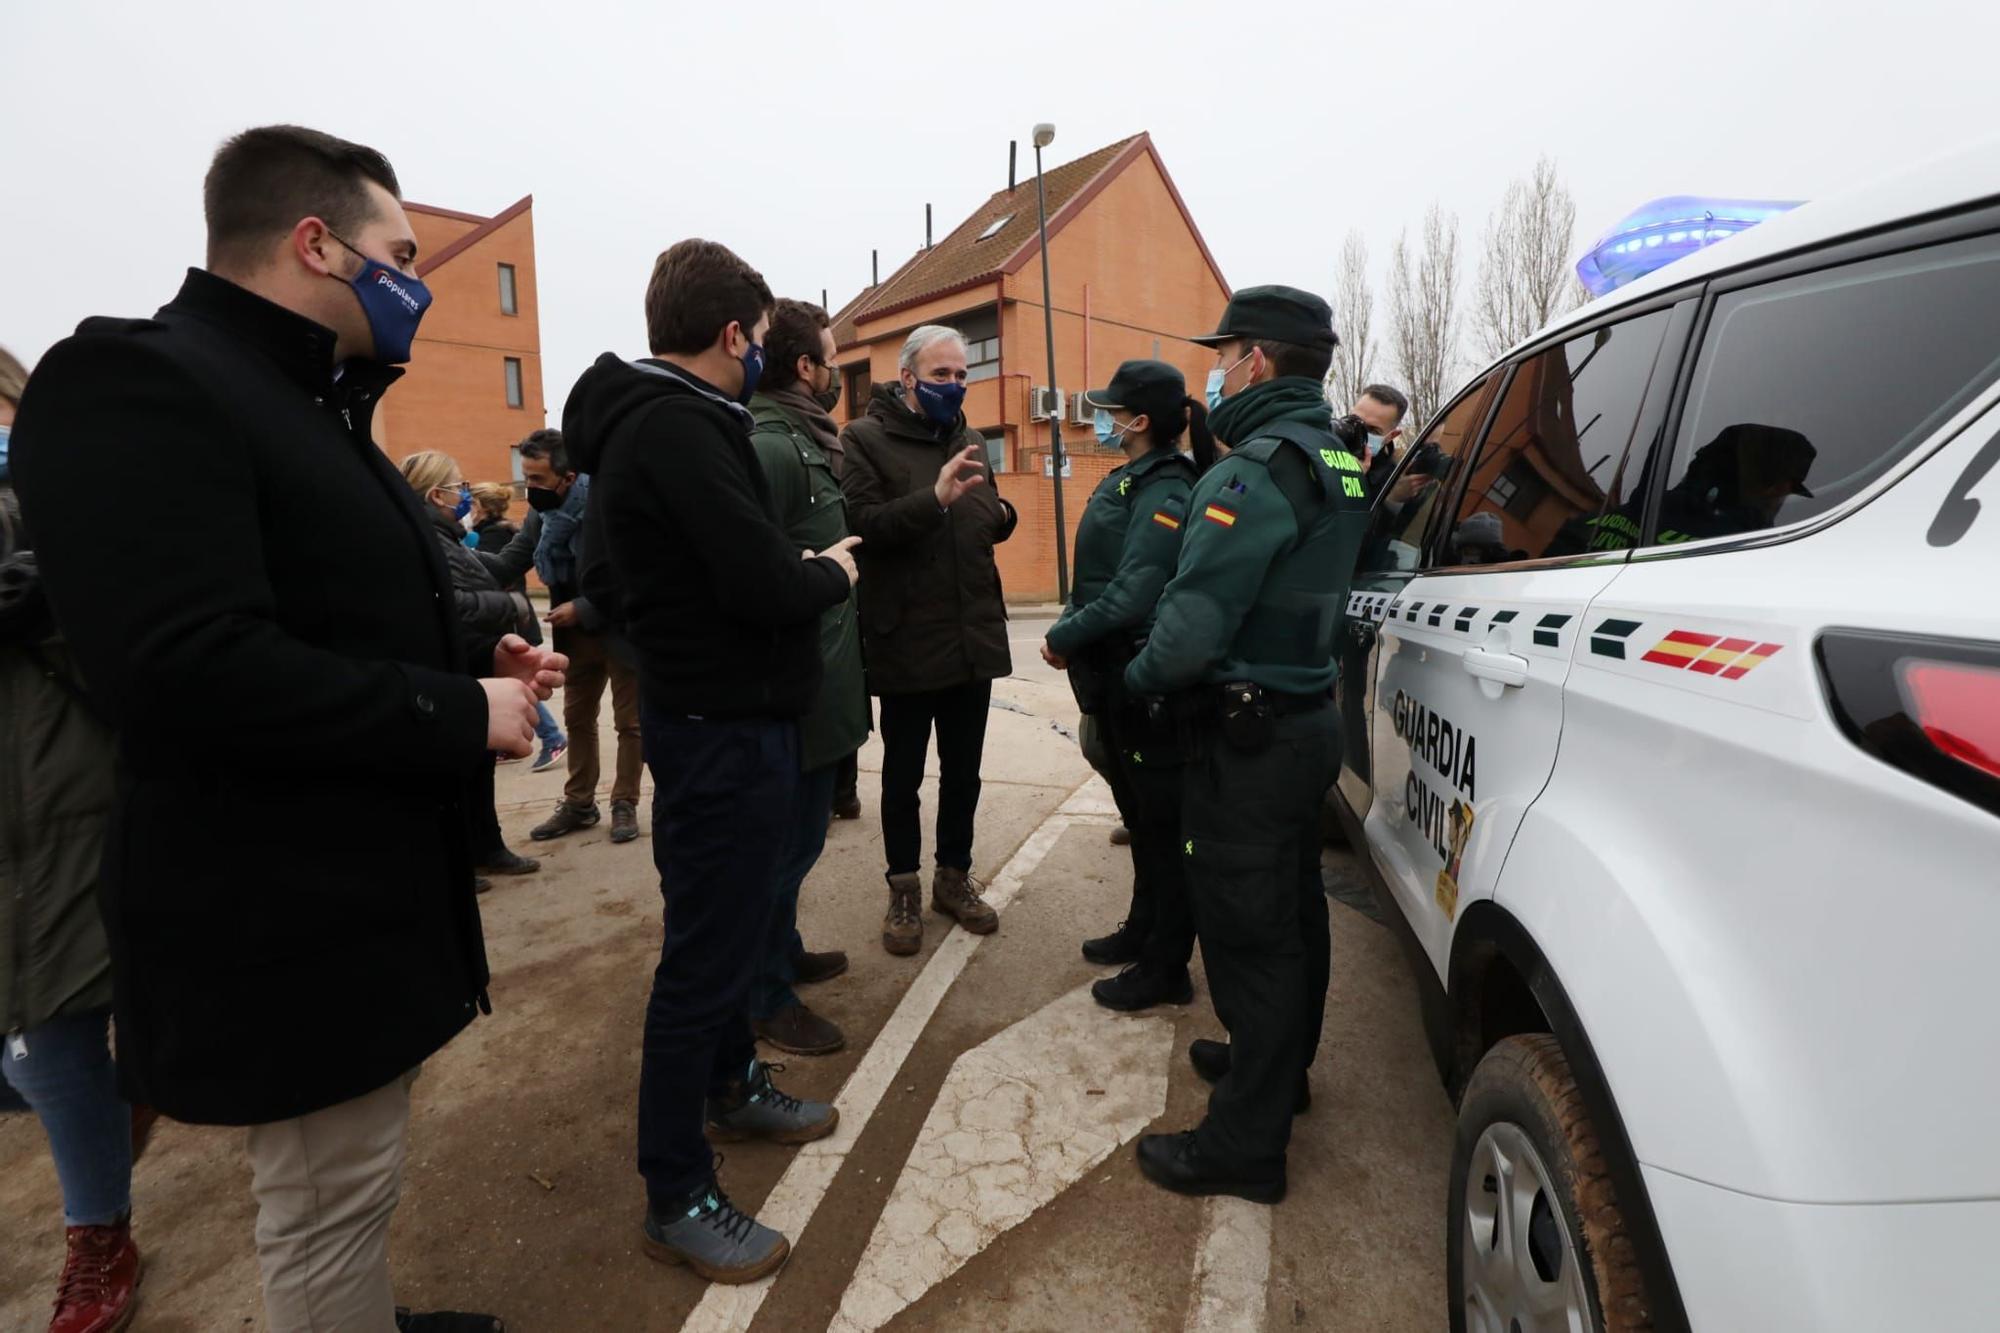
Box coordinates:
[738,341,765,406]
[913,378,966,427]
[328,231,432,364]
[451,483,473,520]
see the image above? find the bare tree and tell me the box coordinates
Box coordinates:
[1475,156,1582,358]
[1326,230,1376,409]
[1388,204,1463,430]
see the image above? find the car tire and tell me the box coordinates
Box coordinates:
[1448,1034,1651,1333]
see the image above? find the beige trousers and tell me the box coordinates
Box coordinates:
[246,1068,420,1333]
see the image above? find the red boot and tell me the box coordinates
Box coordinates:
[49,1219,140,1333]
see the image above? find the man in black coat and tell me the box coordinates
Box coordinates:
[10,124,561,1333]
[838,326,1015,956]
[564,238,859,1285]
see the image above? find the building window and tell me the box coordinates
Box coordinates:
[964,337,1001,383]
[504,357,524,409]
[982,431,1008,474]
[976,214,1014,242]
[510,445,525,483]
[951,310,1001,383]
[844,363,872,414]
[498,263,518,316]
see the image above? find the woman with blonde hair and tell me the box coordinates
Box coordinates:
[399,449,542,883]
[466,481,567,770]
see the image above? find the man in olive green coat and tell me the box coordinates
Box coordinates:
[743,300,872,1055]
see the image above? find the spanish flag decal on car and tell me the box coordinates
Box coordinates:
[1151,510,1181,530]
[1201,503,1238,528]
[1639,630,1784,679]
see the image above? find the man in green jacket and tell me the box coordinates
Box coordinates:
[744,300,872,1055]
[1125,287,1370,1204]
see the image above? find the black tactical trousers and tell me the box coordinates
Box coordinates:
[1183,702,1339,1176]
[1105,700,1196,975]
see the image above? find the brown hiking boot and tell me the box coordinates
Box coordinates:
[752,1003,846,1055]
[610,799,640,844]
[882,873,923,956]
[531,800,600,841]
[931,866,998,934]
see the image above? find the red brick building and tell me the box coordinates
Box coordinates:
[373,197,544,493]
[830,133,1230,603]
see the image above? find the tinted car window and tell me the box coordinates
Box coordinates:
[1443,308,1671,565]
[1659,232,2000,543]
[1361,375,1496,572]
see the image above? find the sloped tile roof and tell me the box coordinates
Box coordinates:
[831,135,1144,349]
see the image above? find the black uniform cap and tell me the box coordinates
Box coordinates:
[1081,359,1186,416]
[1190,284,1339,352]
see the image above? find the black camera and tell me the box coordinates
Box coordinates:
[1330,412,1370,454]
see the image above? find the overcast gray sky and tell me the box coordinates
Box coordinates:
[6,0,1998,417]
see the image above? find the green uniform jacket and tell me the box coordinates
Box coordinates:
[1,635,116,1034]
[1126,395,1371,697]
[1045,446,1196,659]
[749,395,871,772]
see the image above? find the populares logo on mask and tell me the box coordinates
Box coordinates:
[373,269,424,315]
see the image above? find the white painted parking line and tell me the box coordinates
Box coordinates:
[829,983,1174,1331]
[680,785,1088,1333]
[1184,1197,1274,1333]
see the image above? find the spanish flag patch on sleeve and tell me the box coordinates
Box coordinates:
[1201,503,1238,528]
[1151,510,1181,530]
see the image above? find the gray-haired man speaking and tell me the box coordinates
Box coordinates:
[839,325,1016,955]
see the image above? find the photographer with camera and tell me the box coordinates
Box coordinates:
[1348,383,1411,497]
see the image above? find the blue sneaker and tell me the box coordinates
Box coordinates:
[531,740,567,773]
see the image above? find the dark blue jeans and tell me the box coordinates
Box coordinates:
[750,762,839,1021]
[636,709,798,1207]
[1,1009,133,1226]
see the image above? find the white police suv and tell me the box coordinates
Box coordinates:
[1328,144,2000,1331]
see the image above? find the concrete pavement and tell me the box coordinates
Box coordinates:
[0,614,1452,1332]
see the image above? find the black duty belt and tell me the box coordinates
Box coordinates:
[1221,682,1330,715]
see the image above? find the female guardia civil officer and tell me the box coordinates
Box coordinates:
[1040,359,1215,1013]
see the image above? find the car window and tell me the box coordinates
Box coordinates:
[1657,232,2000,543]
[1360,375,1496,572]
[1441,307,1672,566]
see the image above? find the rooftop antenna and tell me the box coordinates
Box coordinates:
[925,203,933,250]
[872,249,879,286]
[821,288,828,312]
[1008,140,1018,191]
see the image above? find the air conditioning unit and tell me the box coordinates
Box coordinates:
[1071,391,1096,426]
[1029,387,1063,422]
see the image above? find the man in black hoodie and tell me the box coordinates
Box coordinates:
[563,238,860,1284]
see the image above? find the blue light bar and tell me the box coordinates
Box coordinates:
[1576,195,1803,297]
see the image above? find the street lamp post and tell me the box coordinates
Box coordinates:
[1031,122,1071,604]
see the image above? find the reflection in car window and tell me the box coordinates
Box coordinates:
[1445,309,1671,565]
[1659,233,2000,542]
[1360,376,1495,572]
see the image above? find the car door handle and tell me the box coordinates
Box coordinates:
[1463,646,1529,688]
